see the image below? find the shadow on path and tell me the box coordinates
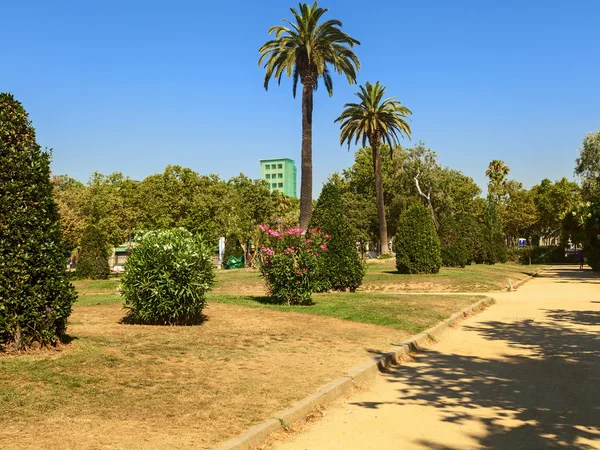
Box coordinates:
[535,266,600,284]
[353,312,600,448]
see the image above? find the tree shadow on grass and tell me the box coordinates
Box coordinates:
[352,313,600,449]
[243,295,316,306]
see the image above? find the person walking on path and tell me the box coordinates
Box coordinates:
[577,246,584,269]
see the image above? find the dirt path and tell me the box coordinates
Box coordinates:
[272,266,600,450]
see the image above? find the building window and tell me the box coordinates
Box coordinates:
[278,183,283,188]
[266,174,270,179]
[272,183,277,188]
[265,164,270,170]
[278,163,283,169]
[278,173,283,179]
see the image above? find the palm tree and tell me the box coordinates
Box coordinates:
[486,159,510,191]
[336,81,412,254]
[258,2,360,228]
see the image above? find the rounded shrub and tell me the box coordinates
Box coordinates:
[394,204,442,274]
[121,228,214,325]
[257,225,329,305]
[0,93,77,350]
[76,223,110,279]
[438,217,468,268]
[309,182,365,292]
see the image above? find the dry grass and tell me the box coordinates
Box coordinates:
[1,302,414,449]
[0,261,519,449]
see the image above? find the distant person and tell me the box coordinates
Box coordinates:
[577,247,584,270]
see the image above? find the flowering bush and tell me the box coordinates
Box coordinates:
[121,228,214,324]
[257,225,329,305]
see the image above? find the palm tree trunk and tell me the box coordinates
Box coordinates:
[299,82,313,229]
[371,139,389,254]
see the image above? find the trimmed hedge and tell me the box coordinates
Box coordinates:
[394,204,442,274]
[457,215,485,265]
[309,182,365,292]
[0,93,77,350]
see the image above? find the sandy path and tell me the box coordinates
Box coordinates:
[273,266,600,450]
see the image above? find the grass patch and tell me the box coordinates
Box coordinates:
[210,292,482,335]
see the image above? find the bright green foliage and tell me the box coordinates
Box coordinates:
[309,182,365,292]
[75,224,110,279]
[394,204,442,274]
[438,217,468,268]
[0,93,77,350]
[482,196,507,264]
[257,226,329,305]
[121,229,214,325]
[575,129,600,202]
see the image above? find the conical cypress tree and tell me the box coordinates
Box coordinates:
[0,93,77,351]
[395,204,442,274]
[310,182,365,292]
[76,223,110,279]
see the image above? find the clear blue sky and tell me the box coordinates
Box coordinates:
[2,0,599,195]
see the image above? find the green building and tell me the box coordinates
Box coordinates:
[259,158,297,198]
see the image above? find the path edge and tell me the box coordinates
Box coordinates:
[213,296,494,450]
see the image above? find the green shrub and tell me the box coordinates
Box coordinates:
[438,217,468,268]
[75,224,110,279]
[257,225,329,305]
[457,216,485,264]
[0,93,77,350]
[309,182,365,292]
[482,196,507,264]
[121,228,214,325]
[394,204,442,274]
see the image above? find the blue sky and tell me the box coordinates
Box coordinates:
[2,0,599,196]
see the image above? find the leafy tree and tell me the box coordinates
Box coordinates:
[575,129,600,202]
[52,175,86,251]
[336,81,412,253]
[497,180,537,246]
[259,2,360,228]
[531,178,581,243]
[482,195,507,264]
[394,204,441,274]
[0,93,77,350]
[457,215,485,264]
[438,217,468,268]
[75,224,110,279]
[310,182,365,291]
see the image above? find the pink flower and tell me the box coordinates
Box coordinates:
[284,247,296,255]
[287,227,304,235]
[305,239,312,245]
[259,224,269,232]
[261,247,275,256]
[267,229,281,238]
[320,244,328,251]
[325,234,331,239]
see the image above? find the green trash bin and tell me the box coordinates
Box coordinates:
[224,255,244,269]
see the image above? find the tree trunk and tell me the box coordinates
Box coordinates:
[299,83,313,229]
[371,139,389,254]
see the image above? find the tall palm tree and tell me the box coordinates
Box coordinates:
[258,2,360,228]
[336,81,412,254]
[486,159,510,190]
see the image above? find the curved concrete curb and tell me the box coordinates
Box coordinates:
[213,296,494,450]
[510,266,547,291]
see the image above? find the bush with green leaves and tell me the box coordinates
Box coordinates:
[562,201,600,270]
[0,93,77,350]
[482,196,507,264]
[309,182,365,292]
[75,223,110,279]
[257,225,329,305]
[457,216,485,264]
[121,228,214,325]
[438,217,468,268]
[394,204,442,274]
